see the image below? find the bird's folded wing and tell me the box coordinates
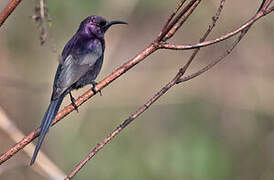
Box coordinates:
[53,41,103,98]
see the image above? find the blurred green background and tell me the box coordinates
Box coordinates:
[1,0,274,179]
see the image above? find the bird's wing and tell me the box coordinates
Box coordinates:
[52,40,103,100]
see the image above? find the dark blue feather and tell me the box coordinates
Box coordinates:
[30,95,64,165]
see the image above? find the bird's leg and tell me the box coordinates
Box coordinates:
[91,81,102,96]
[69,92,79,112]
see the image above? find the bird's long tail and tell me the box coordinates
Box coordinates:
[30,96,64,165]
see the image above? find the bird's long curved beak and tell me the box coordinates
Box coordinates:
[103,20,127,31]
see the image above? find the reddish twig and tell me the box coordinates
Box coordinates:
[0,0,22,27]
[267,5,274,12]
[158,6,274,50]
[157,0,200,41]
[178,28,249,83]
[177,1,273,84]
[176,0,226,77]
[162,0,201,41]
[262,0,273,11]
[160,0,186,34]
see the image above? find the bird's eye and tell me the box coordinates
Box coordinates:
[99,21,106,27]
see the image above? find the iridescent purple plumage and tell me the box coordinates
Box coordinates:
[30,16,127,165]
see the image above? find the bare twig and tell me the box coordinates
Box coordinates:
[0,0,22,27]
[262,0,273,11]
[258,0,267,12]
[178,1,270,83]
[267,5,274,12]
[178,25,250,83]
[162,0,201,41]
[158,7,274,50]
[157,0,200,42]
[176,0,226,79]
[160,0,186,35]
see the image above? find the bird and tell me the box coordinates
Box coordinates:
[30,15,127,165]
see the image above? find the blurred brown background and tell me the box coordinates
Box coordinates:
[1,0,274,179]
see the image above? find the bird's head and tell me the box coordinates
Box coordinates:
[78,16,127,39]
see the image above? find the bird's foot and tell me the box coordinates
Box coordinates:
[69,92,79,112]
[91,81,102,96]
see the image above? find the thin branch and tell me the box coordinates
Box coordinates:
[262,0,273,11]
[157,0,200,42]
[65,1,225,179]
[178,25,251,83]
[158,7,274,50]
[0,0,22,27]
[266,5,274,12]
[40,0,45,19]
[162,0,202,41]
[177,1,272,83]
[160,0,186,34]
[176,0,226,77]
[258,0,267,12]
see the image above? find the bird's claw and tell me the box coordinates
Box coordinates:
[91,82,102,96]
[69,92,79,112]
[72,99,79,112]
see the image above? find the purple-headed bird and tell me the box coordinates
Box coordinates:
[30,16,127,165]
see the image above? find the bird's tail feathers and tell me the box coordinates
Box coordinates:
[30,96,64,165]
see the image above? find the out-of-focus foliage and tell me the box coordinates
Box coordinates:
[0,0,274,179]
